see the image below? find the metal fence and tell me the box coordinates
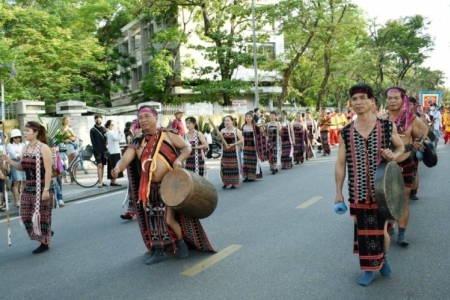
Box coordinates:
[161,105,240,116]
[1,104,17,120]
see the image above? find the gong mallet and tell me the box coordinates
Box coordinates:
[208,118,229,148]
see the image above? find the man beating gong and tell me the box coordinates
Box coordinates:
[112,106,214,265]
[335,83,405,286]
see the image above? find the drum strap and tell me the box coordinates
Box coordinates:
[139,131,165,203]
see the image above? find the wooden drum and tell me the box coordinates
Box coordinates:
[161,169,218,219]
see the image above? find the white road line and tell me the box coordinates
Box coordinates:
[75,191,125,204]
[180,244,243,276]
[0,216,20,223]
[296,196,323,209]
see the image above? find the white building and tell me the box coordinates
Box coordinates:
[111,1,283,109]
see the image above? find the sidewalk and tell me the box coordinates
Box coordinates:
[0,177,128,220]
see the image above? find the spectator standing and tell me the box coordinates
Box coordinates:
[253,108,261,123]
[171,109,186,136]
[50,144,64,207]
[104,120,123,186]
[0,126,7,148]
[61,117,78,184]
[90,115,108,188]
[204,127,213,159]
[429,103,441,148]
[7,129,26,206]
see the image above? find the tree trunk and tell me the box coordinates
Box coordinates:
[316,52,331,110]
[223,93,231,106]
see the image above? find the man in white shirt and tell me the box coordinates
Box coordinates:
[429,103,441,148]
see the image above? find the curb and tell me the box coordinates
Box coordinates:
[0,185,127,221]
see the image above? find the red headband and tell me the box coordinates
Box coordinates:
[138,108,157,117]
[385,88,404,94]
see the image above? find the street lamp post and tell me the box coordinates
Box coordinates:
[251,0,259,108]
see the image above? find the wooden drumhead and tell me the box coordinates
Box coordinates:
[374,161,405,220]
[161,169,194,207]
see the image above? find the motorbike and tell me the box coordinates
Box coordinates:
[211,136,222,159]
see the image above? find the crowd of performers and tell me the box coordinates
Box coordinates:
[215,109,343,187]
[5,86,446,276]
[335,82,442,286]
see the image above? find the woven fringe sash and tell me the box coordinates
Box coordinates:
[184,130,202,175]
[32,142,43,235]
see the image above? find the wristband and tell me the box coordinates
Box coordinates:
[404,143,413,153]
[43,188,50,192]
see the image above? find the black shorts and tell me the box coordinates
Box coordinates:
[94,153,107,165]
[0,179,3,193]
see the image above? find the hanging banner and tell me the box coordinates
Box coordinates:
[419,91,443,108]
[232,100,248,114]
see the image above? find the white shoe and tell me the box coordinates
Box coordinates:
[58,200,65,207]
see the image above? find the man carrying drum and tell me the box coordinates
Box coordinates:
[335,83,404,286]
[380,86,429,246]
[112,106,214,265]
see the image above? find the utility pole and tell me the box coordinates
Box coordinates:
[251,0,259,108]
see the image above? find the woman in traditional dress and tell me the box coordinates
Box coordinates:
[7,129,26,206]
[4,121,54,254]
[124,121,133,144]
[279,111,293,169]
[120,120,140,220]
[218,115,243,189]
[184,117,208,177]
[105,120,124,186]
[241,112,265,182]
[304,109,317,158]
[267,111,281,174]
[291,112,308,164]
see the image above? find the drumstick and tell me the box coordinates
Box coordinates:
[208,118,229,148]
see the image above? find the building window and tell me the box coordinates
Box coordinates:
[122,42,129,54]
[143,62,150,76]
[247,43,276,60]
[148,24,154,38]
[133,34,141,50]
[134,66,143,81]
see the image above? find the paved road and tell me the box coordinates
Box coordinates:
[1,145,449,300]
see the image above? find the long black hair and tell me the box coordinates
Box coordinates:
[25,121,48,145]
[185,116,199,130]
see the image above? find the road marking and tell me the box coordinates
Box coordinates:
[75,191,125,204]
[296,196,322,209]
[0,216,20,224]
[180,244,242,277]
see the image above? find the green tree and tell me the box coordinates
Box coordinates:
[184,0,262,105]
[0,1,105,105]
[266,0,322,109]
[360,15,434,93]
[311,0,366,110]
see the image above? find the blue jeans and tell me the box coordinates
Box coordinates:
[434,129,440,148]
[52,178,63,201]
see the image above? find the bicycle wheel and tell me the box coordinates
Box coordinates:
[72,159,99,188]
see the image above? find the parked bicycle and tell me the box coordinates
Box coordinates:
[62,139,98,188]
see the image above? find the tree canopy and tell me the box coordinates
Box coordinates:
[0,0,446,108]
